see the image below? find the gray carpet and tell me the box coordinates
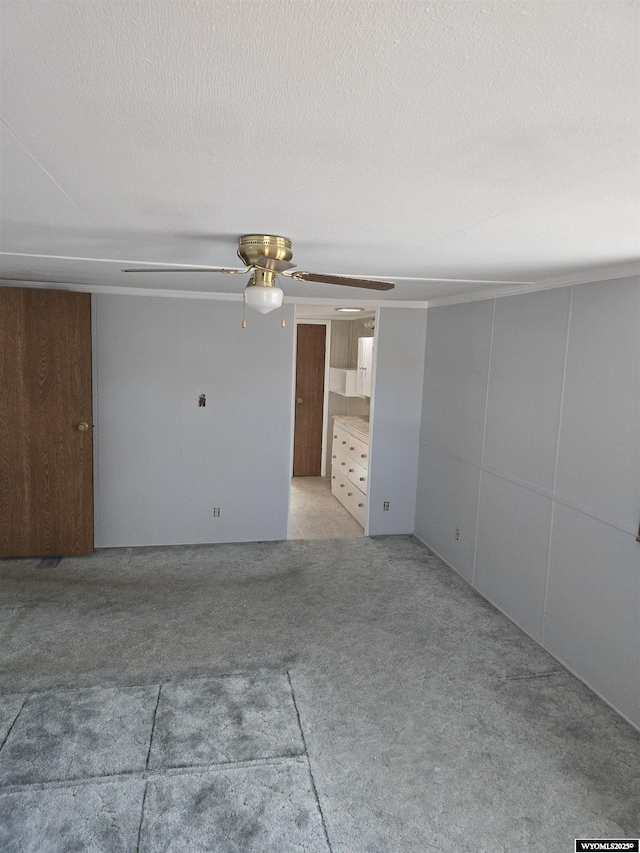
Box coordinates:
[0,536,638,852]
[0,674,326,852]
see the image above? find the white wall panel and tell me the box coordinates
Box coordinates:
[420,301,493,465]
[474,473,551,642]
[544,504,640,725]
[415,445,480,583]
[483,289,570,490]
[368,308,427,535]
[555,277,640,530]
[415,276,640,728]
[95,297,185,545]
[95,295,294,546]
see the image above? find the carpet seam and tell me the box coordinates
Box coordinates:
[503,670,565,681]
[135,781,148,853]
[0,755,309,794]
[0,696,27,756]
[145,684,162,771]
[0,667,289,698]
[287,670,333,853]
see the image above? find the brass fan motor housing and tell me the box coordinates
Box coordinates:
[237,235,292,266]
[121,233,394,292]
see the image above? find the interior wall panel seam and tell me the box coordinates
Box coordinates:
[471,299,496,585]
[479,299,496,471]
[417,439,636,536]
[551,285,574,498]
[417,440,481,469]
[471,467,482,587]
[542,286,574,645]
[541,500,556,647]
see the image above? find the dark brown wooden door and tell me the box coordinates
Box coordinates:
[293,324,326,477]
[0,287,94,556]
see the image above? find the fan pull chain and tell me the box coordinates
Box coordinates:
[242,292,247,329]
[281,297,286,328]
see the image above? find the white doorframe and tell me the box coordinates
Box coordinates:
[291,318,331,477]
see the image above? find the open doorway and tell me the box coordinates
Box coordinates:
[289,308,374,540]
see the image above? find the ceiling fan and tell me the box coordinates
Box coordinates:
[123,234,395,317]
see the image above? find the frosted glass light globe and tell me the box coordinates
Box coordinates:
[244,284,284,314]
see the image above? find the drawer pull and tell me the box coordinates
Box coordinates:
[333,434,337,439]
[350,446,355,451]
[341,461,346,466]
[332,454,336,459]
[359,477,365,481]
[340,483,344,488]
[361,454,367,459]
[348,492,353,496]
[358,503,364,508]
[348,468,354,473]
[342,440,347,445]
[332,475,335,480]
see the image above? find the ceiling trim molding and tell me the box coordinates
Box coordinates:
[535,259,640,287]
[0,279,245,301]
[0,278,428,309]
[425,260,640,307]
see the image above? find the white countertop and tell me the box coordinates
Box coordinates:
[333,415,370,438]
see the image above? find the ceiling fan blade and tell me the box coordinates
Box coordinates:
[122,266,249,274]
[290,271,395,291]
[255,256,297,272]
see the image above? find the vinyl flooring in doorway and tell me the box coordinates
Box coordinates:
[289,476,364,540]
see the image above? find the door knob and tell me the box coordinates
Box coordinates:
[297,397,303,404]
[77,421,91,431]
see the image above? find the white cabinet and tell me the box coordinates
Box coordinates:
[329,336,374,398]
[331,417,369,528]
[329,367,359,397]
[357,337,374,397]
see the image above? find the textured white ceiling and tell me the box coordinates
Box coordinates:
[1,1,638,305]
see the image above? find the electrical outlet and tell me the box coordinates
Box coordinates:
[455,528,460,541]
[213,507,220,518]
[383,501,390,511]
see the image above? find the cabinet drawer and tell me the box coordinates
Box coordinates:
[347,460,368,494]
[344,482,366,526]
[332,424,351,452]
[332,446,350,475]
[331,468,350,510]
[347,435,369,468]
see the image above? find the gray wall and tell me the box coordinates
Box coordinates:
[415,278,640,728]
[368,307,427,535]
[94,295,294,546]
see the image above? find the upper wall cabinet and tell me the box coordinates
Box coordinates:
[357,337,374,397]
[329,367,359,397]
